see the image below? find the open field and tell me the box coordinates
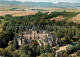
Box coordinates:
[68,14,80,24]
[0,5,27,11]
[0,6,80,17]
[0,10,38,17]
[12,10,38,17]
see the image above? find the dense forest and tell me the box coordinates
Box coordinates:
[0,11,80,57]
[3,11,77,33]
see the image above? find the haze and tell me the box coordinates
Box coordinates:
[1,0,80,3]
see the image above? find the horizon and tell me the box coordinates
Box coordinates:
[0,0,80,3]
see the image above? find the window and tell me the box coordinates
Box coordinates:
[30,36,32,39]
[38,37,39,39]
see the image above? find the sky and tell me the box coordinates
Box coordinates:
[1,0,80,3]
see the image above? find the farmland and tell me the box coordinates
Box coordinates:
[68,14,80,24]
[0,11,38,17]
[0,5,80,17]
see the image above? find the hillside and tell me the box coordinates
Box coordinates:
[68,14,80,23]
[0,1,80,8]
[0,1,54,8]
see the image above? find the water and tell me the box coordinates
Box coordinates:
[71,43,77,47]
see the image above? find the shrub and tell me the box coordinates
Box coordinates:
[77,50,80,56]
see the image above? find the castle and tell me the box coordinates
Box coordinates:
[18,29,53,46]
[19,29,49,40]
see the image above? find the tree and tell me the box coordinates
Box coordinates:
[77,50,80,56]
[24,39,27,45]
[19,45,29,55]
[67,21,75,27]
[2,23,8,31]
[2,46,14,57]
[52,37,56,46]
[39,53,47,57]
[67,31,73,39]
[78,34,80,39]
[46,44,50,53]
[0,16,4,19]
[77,39,80,46]
[68,55,72,57]
[55,21,66,26]
[30,43,38,57]
[0,20,1,24]
[0,48,3,56]
[48,53,54,57]
[57,30,64,38]
[0,30,14,48]
[40,44,44,54]
[13,37,19,49]
[15,25,19,33]
[5,14,12,21]
[8,41,13,47]
[57,50,68,57]
[20,54,29,57]
[52,49,56,57]
[73,29,76,36]
[13,50,19,57]
[29,40,39,56]
[77,24,80,28]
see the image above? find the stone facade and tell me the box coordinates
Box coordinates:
[19,30,49,40]
[18,30,54,46]
[18,38,22,46]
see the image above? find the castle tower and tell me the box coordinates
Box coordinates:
[18,38,22,46]
[32,30,38,40]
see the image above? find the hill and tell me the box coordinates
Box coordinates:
[68,14,80,24]
[0,1,80,8]
[0,1,54,8]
